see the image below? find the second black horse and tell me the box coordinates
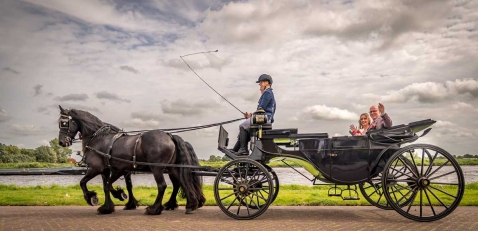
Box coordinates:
[57,105,205,215]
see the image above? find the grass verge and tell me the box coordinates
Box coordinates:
[1,183,477,206]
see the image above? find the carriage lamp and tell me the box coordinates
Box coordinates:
[252,108,268,139]
[252,108,267,125]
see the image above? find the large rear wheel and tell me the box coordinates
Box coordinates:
[382,144,465,222]
[214,159,274,220]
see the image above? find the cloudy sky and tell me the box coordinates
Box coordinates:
[0,0,477,159]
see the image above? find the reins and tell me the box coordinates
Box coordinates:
[72,117,243,143]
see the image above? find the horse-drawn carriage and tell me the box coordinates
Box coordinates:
[58,106,464,222]
[210,112,464,222]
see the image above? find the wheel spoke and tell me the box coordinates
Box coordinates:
[239,195,251,216]
[387,179,417,183]
[220,192,236,201]
[398,155,419,178]
[426,187,449,209]
[420,189,423,218]
[424,150,438,176]
[227,168,239,183]
[393,185,416,204]
[428,185,457,198]
[392,184,409,203]
[427,160,450,179]
[408,150,419,175]
[421,149,425,176]
[218,187,236,190]
[388,166,417,179]
[247,194,260,209]
[252,190,269,201]
[226,197,239,210]
[424,188,437,216]
[406,187,418,213]
[429,182,459,186]
[428,170,457,181]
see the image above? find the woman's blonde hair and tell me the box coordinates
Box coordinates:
[358,113,372,129]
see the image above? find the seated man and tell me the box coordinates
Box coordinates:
[369,103,392,130]
[233,74,276,155]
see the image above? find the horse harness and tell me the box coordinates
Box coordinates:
[82,126,212,170]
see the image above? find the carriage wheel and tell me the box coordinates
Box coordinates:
[360,167,415,210]
[214,159,274,220]
[240,167,279,209]
[382,144,465,222]
[360,172,393,210]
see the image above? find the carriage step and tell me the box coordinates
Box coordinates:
[341,185,360,201]
[328,193,342,197]
[327,185,342,197]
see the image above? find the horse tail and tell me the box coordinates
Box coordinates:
[184,141,206,207]
[170,135,205,209]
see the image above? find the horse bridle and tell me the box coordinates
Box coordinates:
[59,114,79,146]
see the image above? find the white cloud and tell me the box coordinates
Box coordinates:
[193,125,219,137]
[0,108,12,122]
[293,105,358,121]
[21,0,174,33]
[1,0,477,156]
[9,124,45,136]
[366,79,478,104]
[121,118,160,129]
[160,99,221,116]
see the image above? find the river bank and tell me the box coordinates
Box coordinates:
[1,166,477,186]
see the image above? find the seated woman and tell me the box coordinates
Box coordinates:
[350,113,371,136]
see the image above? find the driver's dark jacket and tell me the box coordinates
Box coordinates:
[257,88,276,123]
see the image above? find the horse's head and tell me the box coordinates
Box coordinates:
[58,105,80,147]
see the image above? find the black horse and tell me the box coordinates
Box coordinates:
[57,106,205,215]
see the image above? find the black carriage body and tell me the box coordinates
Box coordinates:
[218,119,435,185]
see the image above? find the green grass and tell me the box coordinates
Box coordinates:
[0,162,76,169]
[1,183,476,206]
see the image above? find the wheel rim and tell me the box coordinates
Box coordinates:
[214,159,274,220]
[382,144,465,222]
[360,173,393,210]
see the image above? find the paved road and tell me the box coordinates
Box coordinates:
[1,206,477,231]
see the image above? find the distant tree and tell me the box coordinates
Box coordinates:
[208,155,224,162]
[221,156,231,161]
[49,138,72,163]
[35,146,57,163]
[463,154,473,158]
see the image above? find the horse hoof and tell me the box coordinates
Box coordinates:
[90,196,99,206]
[185,209,194,214]
[144,207,162,215]
[120,192,128,200]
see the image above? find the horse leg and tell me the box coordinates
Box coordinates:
[163,168,180,210]
[123,171,139,210]
[97,169,115,214]
[109,171,127,202]
[145,168,167,215]
[80,169,101,206]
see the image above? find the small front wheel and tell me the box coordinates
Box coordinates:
[214,159,274,220]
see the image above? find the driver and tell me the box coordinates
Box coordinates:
[232,74,276,155]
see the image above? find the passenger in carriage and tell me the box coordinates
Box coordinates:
[369,103,392,130]
[349,113,372,136]
[232,74,276,155]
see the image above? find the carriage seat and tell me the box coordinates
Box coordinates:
[261,128,298,139]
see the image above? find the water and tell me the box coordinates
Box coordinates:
[1,166,477,187]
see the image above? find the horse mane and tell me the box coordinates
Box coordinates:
[69,109,106,135]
